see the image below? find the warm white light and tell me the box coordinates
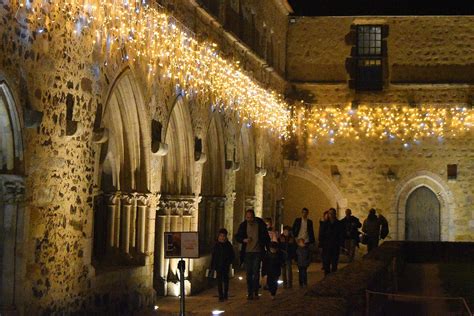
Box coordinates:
[212,310,225,315]
[277,280,284,285]
[238,276,243,281]
[154,305,159,310]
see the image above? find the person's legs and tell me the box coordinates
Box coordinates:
[301,267,308,286]
[331,248,340,273]
[223,266,230,299]
[322,248,331,275]
[244,253,255,297]
[216,269,224,300]
[286,260,293,288]
[267,275,278,297]
[282,263,288,288]
[298,266,303,286]
[251,253,261,297]
[345,239,355,262]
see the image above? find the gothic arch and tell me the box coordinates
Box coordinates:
[92,68,151,265]
[198,113,226,250]
[202,113,225,196]
[96,68,150,192]
[0,78,26,310]
[161,95,195,195]
[286,166,347,212]
[394,170,455,241]
[0,81,23,173]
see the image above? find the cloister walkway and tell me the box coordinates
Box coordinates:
[141,263,330,315]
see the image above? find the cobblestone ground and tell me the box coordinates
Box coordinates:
[140,263,333,316]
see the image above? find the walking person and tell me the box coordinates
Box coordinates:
[210,228,235,301]
[262,242,285,299]
[235,209,270,300]
[340,208,361,262]
[319,208,344,276]
[362,208,389,254]
[264,217,280,243]
[292,207,316,246]
[279,225,296,288]
[296,238,311,288]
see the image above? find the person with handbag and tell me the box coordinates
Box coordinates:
[210,228,235,301]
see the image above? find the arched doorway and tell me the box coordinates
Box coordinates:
[405,186,441,241]
[155,96,196,296]
[92,69,151,267]
[198,115,225,253]
[0,80,25,311]
[394,171,454,241]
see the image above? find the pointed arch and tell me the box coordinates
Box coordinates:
[0,81,23,173]
[202,113,225,196]
[394,170,455,241]
[97,68,150,192]
[161,95,195,195]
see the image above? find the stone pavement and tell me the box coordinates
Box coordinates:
[141,263,335,316]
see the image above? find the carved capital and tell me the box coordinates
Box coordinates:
[105,191,121,205]
[159,195,198,216]
[121,192,138,205]
[0,175,25,203]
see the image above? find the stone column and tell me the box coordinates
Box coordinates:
[121,194,136,254]
[254,167,267,218]
[105,192,121,252]
[0,175,25,311]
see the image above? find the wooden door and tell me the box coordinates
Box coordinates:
[405,186,441,241]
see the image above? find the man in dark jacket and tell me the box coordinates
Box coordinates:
[362,208,389,253]
[340,208,362,262]
[318,208,344,276]
[235,209,270,300]
[292,208,316,245]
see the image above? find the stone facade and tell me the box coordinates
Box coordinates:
[0,1,285,314]
[1,0,474,314]
[283,15,474,242]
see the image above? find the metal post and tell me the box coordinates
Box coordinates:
[178,259,186,316]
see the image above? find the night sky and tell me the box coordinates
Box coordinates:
[288,0,474,16]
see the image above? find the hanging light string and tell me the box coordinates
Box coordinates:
[15,0,290,136]
[289,102,474,143]
[13,1,474,143]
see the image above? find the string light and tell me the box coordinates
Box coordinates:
[13,1,474,143]
[289,103,474,143]
[15,0,290,136]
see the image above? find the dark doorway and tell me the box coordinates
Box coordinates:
[405,186,441,241]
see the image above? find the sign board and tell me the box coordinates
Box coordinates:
[164,232,199,258]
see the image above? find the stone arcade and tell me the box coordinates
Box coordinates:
[1,0,474,314]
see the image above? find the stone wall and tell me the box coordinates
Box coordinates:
[287,16,474,83]
[0,1,285,314]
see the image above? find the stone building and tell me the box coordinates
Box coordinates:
[0,0,473,314]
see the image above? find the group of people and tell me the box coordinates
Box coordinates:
[209,207,389,301]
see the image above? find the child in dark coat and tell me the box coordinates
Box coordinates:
[211,228,235,301]
[262,241,284,299]
[296,238,311,288]
[279,225,296,288]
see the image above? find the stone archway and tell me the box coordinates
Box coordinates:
[286,166,347,212]
[0,80,25,312]
[198,114,225,252]
[155,95,197,296]
[92,69,153,267]
[233,124,256,232]
[394,171,455,241]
